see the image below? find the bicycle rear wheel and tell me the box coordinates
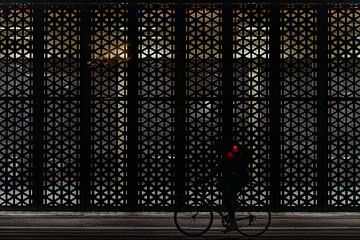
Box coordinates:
[236,207,271,237]
[174,205,213,237]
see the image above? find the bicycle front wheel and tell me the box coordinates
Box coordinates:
[236,207,271,237]
[174,205,213,237]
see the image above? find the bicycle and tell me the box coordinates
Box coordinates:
[174,182,271,237]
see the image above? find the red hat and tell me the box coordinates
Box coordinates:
[231,145,238,153]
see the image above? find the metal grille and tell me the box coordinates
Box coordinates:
[43,6,81,207]
[233,4,271,207]
[328,4,360,208]
[279,6,318,207]
[184,5,222,206]
[137,5,176,207]
[0,2,360,211]
[0,6,33,207]
[89,5,128,208]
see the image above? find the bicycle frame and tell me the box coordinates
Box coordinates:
[174,182,271,237]
[191,181,260,223]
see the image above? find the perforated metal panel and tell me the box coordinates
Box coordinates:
[0,6,33,207]
[137,5,176,207]
[279,6,318,207]
[233,4,270,207]
[43,6,81,207]
[328,4,360,208]
[89,5,128,207]
[0,1,359,211]
[184,5,223,206]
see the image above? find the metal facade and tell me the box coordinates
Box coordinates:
[0,2,359,211]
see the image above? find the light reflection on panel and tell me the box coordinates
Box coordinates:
[89,5,128,207]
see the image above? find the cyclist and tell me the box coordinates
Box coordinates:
[199,140,251,233]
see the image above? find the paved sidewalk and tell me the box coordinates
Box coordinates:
[0,212,360,239]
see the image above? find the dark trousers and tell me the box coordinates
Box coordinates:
[220,172,249,222]
[221,185,238,221]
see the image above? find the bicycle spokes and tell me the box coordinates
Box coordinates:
[236,210,271,237]
[174,208,213,237]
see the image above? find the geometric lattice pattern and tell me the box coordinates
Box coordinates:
[43,7,81,206]
[90,100,127,207]
[184,5,223,206]
[0,101,33,206]
[233,101,270,207]
[328,101,360,207]
[137,5,175,207]
[280,101,317,207]
[138,5,175,98]
[329,5,360,98]
[233,5,269,98]
[43,101,80,206]
[90,5,127,98]
[138,101,175,206]
[279,6,318,207]
[280,6,317,98]
[0,6,33,207]
[89,5,128,207]
[185,101,222,206]
[44,7,80,97]
[186,5,222,99]
[233,5,270,207]
[0,6,33,98]
[328,5,360,207]
[2,2,360,211]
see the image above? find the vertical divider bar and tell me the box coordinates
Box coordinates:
[127,4,139,210]
[33,4,45,209]
[174,4,186,209]
[222,5,234,144]
[269,4,281,211]
[80,5,91,210]
[317,3,328,211]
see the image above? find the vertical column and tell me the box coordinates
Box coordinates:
[222,4,233,143]
[80,5,91,210]
[317,3,328,210]
[175,4,186,209]
[269,4,281,211]
[127,4,139,210]
[33,4,45,209]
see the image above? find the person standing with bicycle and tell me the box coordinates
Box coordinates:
[199,139,251,233]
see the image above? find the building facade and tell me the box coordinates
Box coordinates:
[0,1,359,211]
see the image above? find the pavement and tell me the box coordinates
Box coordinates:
[0,212,360,239]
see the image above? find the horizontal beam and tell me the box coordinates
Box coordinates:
[0,1,356,5]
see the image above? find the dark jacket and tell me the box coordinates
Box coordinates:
[218,144,251,191]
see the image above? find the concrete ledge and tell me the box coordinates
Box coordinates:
[0,212,359,239]
[1,211,360,216]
